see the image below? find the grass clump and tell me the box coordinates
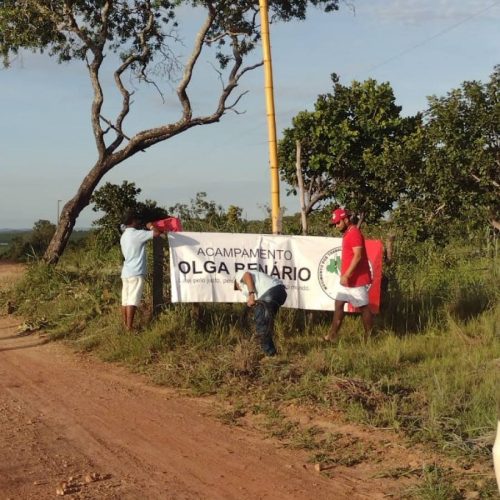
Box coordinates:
[406,464,461,500]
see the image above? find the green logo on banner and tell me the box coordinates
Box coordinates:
[326,256,341,275]
[318,247,342,300]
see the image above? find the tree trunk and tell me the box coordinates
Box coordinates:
[44,162,109,264]
[384,233,396,264]
[295,140,308,235]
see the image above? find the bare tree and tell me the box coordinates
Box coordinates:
[0,0,339,263]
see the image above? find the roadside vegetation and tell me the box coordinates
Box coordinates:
[2,202,498,498]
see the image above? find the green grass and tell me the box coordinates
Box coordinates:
[2,234,499,496]
[406,464,461,500]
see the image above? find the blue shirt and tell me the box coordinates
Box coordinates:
[120,227,154,278]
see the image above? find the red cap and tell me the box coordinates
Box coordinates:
[330,208,349,225]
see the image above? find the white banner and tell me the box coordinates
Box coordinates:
[168,232,382,311]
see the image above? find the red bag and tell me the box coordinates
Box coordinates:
[152,217,183,233]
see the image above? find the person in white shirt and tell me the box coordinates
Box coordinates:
[120,212,160,330]
[234,270,287,356]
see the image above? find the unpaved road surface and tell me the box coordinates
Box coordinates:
[0,323,376,499]
[3,311,365,500]
[0,262,476,499]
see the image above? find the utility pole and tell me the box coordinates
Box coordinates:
[259,0,281,234]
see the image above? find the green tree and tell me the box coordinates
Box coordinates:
[278,74,420,223]
[91,181,167,248]
[168,192,246,232]
[31,220,57,254]
[394,66,500,240]
[4,220,56,260]
[227,205,243,225]
[0,0,339,263]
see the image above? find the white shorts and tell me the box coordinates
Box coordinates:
[493,420,500,491]
[334,284,370,307]
[121,276,145,307]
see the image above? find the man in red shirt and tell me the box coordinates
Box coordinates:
[324,208,373,342]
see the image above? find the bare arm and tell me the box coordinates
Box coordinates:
[145,222,161,238]
[241,272,257,307]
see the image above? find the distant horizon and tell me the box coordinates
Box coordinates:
[0,227,93,233]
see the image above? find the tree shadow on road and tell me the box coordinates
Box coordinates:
[0,340,48,352]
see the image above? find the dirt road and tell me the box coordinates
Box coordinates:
[0,324,382,499]
[0,263,450,499]
[3,313,349,499]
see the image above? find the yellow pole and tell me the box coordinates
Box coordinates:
[259,0,281,234]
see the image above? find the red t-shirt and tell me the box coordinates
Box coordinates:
[341,226,372,287]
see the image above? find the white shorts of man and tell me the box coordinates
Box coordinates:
[324,284,372,342]
[122,276,145,307]
[121,276,145,331]
[334,284,370,307]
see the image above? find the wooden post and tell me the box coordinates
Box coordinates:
[152,237,165,316]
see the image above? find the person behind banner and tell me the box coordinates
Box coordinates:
[120,211,160,331]
[324,208,373,342]
[234,270,287,356]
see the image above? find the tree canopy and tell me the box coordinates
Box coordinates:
[2,219,56,261]
[91,181,168,248]
[279,69,499,240]
[393,66,500,239]
[0,0,339,262]
[278,74,420,223]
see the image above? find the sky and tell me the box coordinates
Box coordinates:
[0,0,499,229]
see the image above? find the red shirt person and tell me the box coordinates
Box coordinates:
[340,223,371,287]
[324,208,373,342]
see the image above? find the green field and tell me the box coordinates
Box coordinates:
[0,229,90,259]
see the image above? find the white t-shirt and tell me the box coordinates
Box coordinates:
[120,227,154,278]
[235,270,283,299]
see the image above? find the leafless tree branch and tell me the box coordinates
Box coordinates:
[225,91,250,113]
[108,4,157,154]
[99,115,132,141]
[61,2,107,155]
[177,3,216,121]
[206,30,251,44]
[237,61,263,78]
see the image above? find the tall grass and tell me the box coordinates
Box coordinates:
[3,232,499,466]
